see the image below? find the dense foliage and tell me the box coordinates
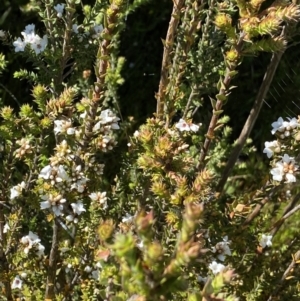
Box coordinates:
[1,0,300,301]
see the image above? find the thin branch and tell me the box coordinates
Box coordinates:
[197,31,245,170]
[45,219,60,300]
[242,183,281,227]
[217,28,287,192]
[270,193,300,236]
[267,250,300,301]
[156,0,185,119]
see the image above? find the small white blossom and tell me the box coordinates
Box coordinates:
[20,231,44,257]
[13,37,26,52]
[263,141,280,158]
[84,266,92,273]
[92,24,103,38]
[24,24,35,34]
[11,276,22,289]
[3,223,10,233]
[270,154,298,183]
[91,269,99,280]
[175,119,200,132]
[54,119,75,135]
[54,3,65,18]
[72,24,79,34]
[71,202,86,215]
[39,164,70,184]
[209,261,226,275]
[10,181,26,200]
[259,234,272,249]
[89,191,107,208]
[212,236,231,261]
[122,213,134,223]
[40,194,66,216]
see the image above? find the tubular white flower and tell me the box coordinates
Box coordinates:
[54,3,65,18]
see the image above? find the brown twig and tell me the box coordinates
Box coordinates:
[217,48,285,192]
[197,29,245,170]
[45,219,60,300]
[156,0,185,119]
[217,25,288,192]
[267,250,300,301]
[242,183,280,227]
[270,193,300,236]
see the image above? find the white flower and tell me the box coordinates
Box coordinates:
[89,191,107,208]
[13,37,26,52]
[212,236,231,261]
[122,213,134,223]
[54,3,65,18]
[66,214,78,223]
[175,119,200,132]
[24,24,35,34]
[71,202,86,215]
[39,165,52,179]
[11,276,22,289]
[259,234,272,248]
[39,165,70,183]
[271,117,287,134]
[92,24,103,38]
[72,24,79,34]
[0,30,5,38]
[287,117,299,130]
[270,154,298,183]
[40,194,66,216]
[84,266,92,273]
[21,231,44,257]
[209,261,226,275]
[263,141,280,158]
[36,243,45,257]
[91,269,99,280]
[54,119,75,135]
[270,162,284,182]
[31,35,48,54]
[3,223,10,233]
[10,181,26,200]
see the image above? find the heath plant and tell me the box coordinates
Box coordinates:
[1,0,300,300]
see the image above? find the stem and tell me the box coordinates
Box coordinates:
[242,183,281,227]
[217,50,284,192]
[197,35,244,169]
[45,219,60,300]
[270,193,300,236]
[267,250,300,301]
[83,3,122,148]
[156,0,185,119]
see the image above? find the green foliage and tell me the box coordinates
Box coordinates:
[1,0,300,301]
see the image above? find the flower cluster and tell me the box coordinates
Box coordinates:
[20,231,45,257]
[265,117,300,183]
[13,24,48,55]
[175,118,201,132]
